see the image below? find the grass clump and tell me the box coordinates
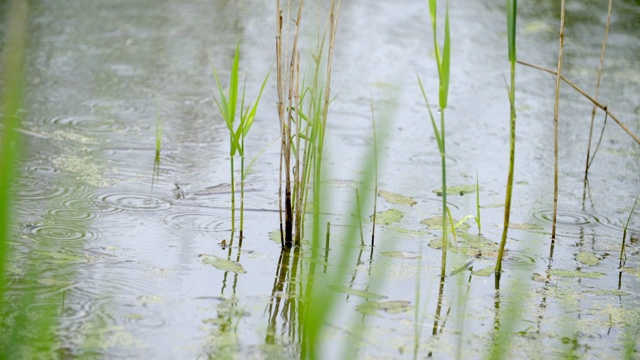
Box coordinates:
[212,41,269,240]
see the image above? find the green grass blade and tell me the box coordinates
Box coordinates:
[227,41,240,130]
[417,74,443,153]
[428,0,438,41]
[212,66,230,122]
[440,1,451,110]
[242,70,270,138]
[507,0,517,63]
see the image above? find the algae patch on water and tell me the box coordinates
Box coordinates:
[549,269,604,279]
[380,251,421,259]
[575,251,600,266]
[200,254,246,274]
[471,266,495,277]
[356,300,412,315]
[51,154,117,187]
[371,208,403,225]
[378,190,417,206]
[434,185,477,196]
[328,285,387,300]
[421,215,470,231]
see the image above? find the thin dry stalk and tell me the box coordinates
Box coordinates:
[276,0,304,248]
[584,0,613,179]
[322,0,341,119]
[517,60,640,146]
[551,0,566,240]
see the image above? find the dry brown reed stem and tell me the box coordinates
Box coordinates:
[276,2,285,248]
[584,0,614,179]
[276,0,304,248]
[517,60,640,146]
[551,0,566,240]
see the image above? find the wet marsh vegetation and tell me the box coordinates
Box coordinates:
[1,0,640,358]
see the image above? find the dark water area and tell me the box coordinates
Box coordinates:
[2,0,640,358]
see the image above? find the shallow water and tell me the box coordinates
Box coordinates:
[4,0,640,358]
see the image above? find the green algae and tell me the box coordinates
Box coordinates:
[549,269,604,279]
[472,266,495,277]
[434,184,477,196]
[378,190,417,206]
[200,254,246,274]
[371,208,403,225]
[356,300,412,315]
[380,251,421,259]
[575,251,600,266]
[421,215,470,231]
[328,285,387,300]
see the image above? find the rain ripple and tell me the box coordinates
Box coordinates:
[48,207,98,221]
[528,208,607,238]
[24,224,102,243]
[163,211,232,233]
[93,191,173,212]
[49,115,129,133]
[17,177,69,202]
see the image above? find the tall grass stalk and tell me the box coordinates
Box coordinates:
[418,0,451,279]
[496,0,517,274]
[1,1,65,356]
[212,42,269,239]
[0,0,28,302]
[337,98,395,360]
[584,0,613,179]
[551,0,567,240]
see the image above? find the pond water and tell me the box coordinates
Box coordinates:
[3,0,640,358]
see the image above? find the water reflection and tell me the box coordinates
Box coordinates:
[265,248,302,348]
